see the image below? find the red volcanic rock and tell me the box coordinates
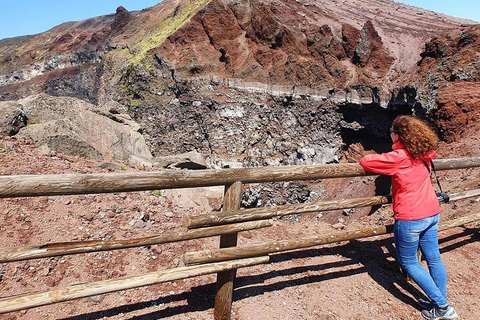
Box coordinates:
[49,33,74,51]
[418,25,480,80]
[1,0,476,104]
[341,23,361,59]
[153,0,477,104]
[111,6,132,34]
[433,82,480,142]
[411,25,480,142]
[306,24,347,61]
[353,21,382,67]
[352,20,395,84]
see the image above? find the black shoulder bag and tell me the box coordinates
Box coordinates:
[423,160,450,204]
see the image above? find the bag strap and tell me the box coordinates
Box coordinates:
[423,160,444,193]
[430,161,444,193]
[423,160,450,203]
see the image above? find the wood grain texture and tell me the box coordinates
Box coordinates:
[184,212,480,265]
[438,212,480,231]
[214,181,242,320]
[448,188,480,202]
[186,196,391,228]
[185,225,392,265]
[1,158,478,198]
[186,187,480,229]
[0,220,273,263]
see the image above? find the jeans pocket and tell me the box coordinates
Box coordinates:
[395,219,422,243]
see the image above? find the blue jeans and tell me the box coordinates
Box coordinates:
[394,214,448,308]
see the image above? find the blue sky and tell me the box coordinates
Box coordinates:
[0,1,161,40]
[0,0,479,40]
[397,0,478,23]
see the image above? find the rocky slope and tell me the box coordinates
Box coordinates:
[1,2,480,319]
[0,0,479,168]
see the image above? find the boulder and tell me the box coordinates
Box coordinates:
[0,94,152,161]
[129,151,207,170]
[151,151,207,169]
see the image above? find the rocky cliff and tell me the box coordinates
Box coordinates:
[0,0,478,167]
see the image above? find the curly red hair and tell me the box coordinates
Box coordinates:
[391,115,439,159]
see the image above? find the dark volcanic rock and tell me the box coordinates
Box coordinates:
[0,0,479,165]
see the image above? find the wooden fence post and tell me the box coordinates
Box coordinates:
[214,181,242,320]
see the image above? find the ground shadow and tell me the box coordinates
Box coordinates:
[368,175,392,215]
[338,238,426,309]
[439,226,480,253]
[59,227,479,320]
[58,284,216,320]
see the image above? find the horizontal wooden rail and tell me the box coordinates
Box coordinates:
[0,256,269,314]
[0,220,273,263]
[186,196,391,228]
[3,189,473,263]
[186,187,480,229]
[449,189,480,201]
[184,226,392,266]
[0,158,478,198]
[183,212,480,266]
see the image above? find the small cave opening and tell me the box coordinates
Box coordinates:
[338,103,399,154]
[219,48,228,63]
[269,34,283,50]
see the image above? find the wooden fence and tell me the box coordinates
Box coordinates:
[1,158,480,318]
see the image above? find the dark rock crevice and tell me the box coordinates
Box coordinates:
[338,102,396,154]
[8,112,28,136]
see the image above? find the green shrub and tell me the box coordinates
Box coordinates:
[150,190,163,196]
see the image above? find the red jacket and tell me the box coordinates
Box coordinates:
[359,141,440,220]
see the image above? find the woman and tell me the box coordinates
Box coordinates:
[360,115,457,320]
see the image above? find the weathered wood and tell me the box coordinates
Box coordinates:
[0,256,269,314]
[0,220,273,263]
[184,225,392,266]
[214,181,242,320]
[186,196,391,228]
[183,212,480,266]
[432,158,480,170]
[186,188,480,229]
[438,212,480,231]
[0,158,478,198]
[448,189,480,202]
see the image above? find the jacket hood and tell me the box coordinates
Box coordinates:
[392,141,437,161]
[420,149,437,162]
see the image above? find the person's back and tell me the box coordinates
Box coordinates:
[360,115,457,320]
[360,143,440,220]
